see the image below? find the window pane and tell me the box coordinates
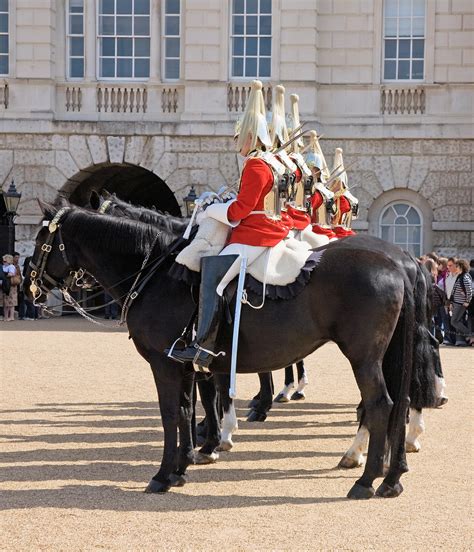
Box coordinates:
[70,58,84,78]
[0,34,8,53]
[117,37,133,56]
[134,16,150,35]
[412,243,421,257]
[395,226,407,243]
[165,37,180,57]
[70,0,84,13]
[407,226,421,244]
[399,18,411,37]
[406,207,420,224]
[245,57,257,76]
[399,39,410,58]
[246,16,258,35]
[0,0,8,11]
[165,16,179,36]
[381,207,396,224]
[232,56,243,77]
[413,0,425,17]
[134,58,150,78]
[259,37,271,56]
[233,0,244,14]
[384,17,397,37]
[399,0,411,17]
[233,37,244,56]
[101,37,115,56]
[412,39,424,58]
[260,0,272,14]
[117,16,133,35]
[165,0,180,14]
[394,204,408,215]
[0,55,8,75]
[135,37,150,56]
[100,16,114,35]
[70,36,83,56]
[117,58,133,77]
[135,0,150,14]
[398,60,410,79]
[100,0,114,15]
[259,57,271,77]
[260,15,271,35]
[412,17,424,37]
[381,226,390,241]
[233,16,244,35]
[101,58,115,77]
[246,37,257,55]
[117,0,132,14]
[384,39,396,58]
[384,59,396,79]
[384,0,397,17]
[412,60,424,79]
[247,0,258,13]
[165,59,180,79]
[70,14,83,34]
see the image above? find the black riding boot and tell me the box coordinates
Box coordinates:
[167,254,238,368]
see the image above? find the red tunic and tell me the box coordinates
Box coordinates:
[287,205,311,230]
[227,158,290,247]
[333,196,356,237]
[310,191,336,239]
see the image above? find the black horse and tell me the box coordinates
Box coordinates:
[26,201,438,499]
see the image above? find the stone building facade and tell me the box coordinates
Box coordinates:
[0,0,473,259]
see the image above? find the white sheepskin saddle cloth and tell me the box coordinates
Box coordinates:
[175,218,317,286]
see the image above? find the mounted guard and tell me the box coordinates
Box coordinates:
[329,147,359,238]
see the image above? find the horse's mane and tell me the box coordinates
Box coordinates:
[102,192,189,235]
[62,206,178,257]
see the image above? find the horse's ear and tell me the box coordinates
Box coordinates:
[101,189,112,200]
[37,199,56,219]
[57,195,70,208]
[89,190,101,210]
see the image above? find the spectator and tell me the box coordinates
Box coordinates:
[13,252,25,320]
[1,254,18,321]
[424,258,445,343]
[443,257,458,345]
[448,258,473,346]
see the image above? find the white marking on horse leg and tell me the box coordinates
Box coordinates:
[435,375,448,402]
[339,425,369,468]
[296,375,309,394]
[218,403,238,451]
[406,408,425,453]
[275,383,294,402]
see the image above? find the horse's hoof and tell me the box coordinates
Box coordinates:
[290,391,305,401]
[248,398,259,409]
[194,451,219,464]
[405,441,420,453]
[274,393,289,403]
[376,481,404,498]
[145,478,171,493]
[169,473,187,487]
[347,483,375,500]
[436,397,448,408]
[216,440,233,452]
[338,455,363,469]
[246,410,267,422]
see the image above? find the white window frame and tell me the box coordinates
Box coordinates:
[379,202,423,257]
[0,0,9,77]
[383,0,426,82]
[161,0,181,82]
[96,0,151,82]
[66,0,85,80]
[229,0,272,81]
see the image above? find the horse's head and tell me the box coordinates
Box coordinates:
[25,200,78,304]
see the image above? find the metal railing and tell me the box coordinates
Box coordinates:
[381,86,425,115]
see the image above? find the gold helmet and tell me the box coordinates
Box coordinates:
[332,147,348,188]
[289,94,305,153]
[303,130,331,182]
[235,80,272,152]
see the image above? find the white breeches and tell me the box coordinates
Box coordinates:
[216,243,267,296]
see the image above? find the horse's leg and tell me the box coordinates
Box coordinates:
[214,373,238,452]
[347,361,393,500]
[339,407,369,469]
[291,360,309,400]
[247,372,274,422]
[405,408,425,453]
[145,359,182,494]
[170,367,196,487]
[194,376,221,464]
[274,365,295,403]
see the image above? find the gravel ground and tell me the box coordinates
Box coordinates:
[0,317,472,551]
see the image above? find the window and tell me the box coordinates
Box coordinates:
[68,0,85,79]
[0,0,8,76]
[231,0,272,79]
[98,0,151,80]
[380,203,422,256]
[163,0,181,80]
[383,0,425,80]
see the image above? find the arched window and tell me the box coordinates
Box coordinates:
[379,202,422,256]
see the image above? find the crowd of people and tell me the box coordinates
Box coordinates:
[421,253,474,347]
[0,252,43,321]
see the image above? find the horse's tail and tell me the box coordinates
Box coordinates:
[382,277,415,460]
[410,261,439,409]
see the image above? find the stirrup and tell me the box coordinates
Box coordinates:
[166,336,188,363]
[193,345,226,364]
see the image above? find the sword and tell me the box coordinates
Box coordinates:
[229,255,248,399]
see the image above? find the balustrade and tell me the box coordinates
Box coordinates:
[0,82,8,108]
[227,83,272,112]
[381,87,425,115]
